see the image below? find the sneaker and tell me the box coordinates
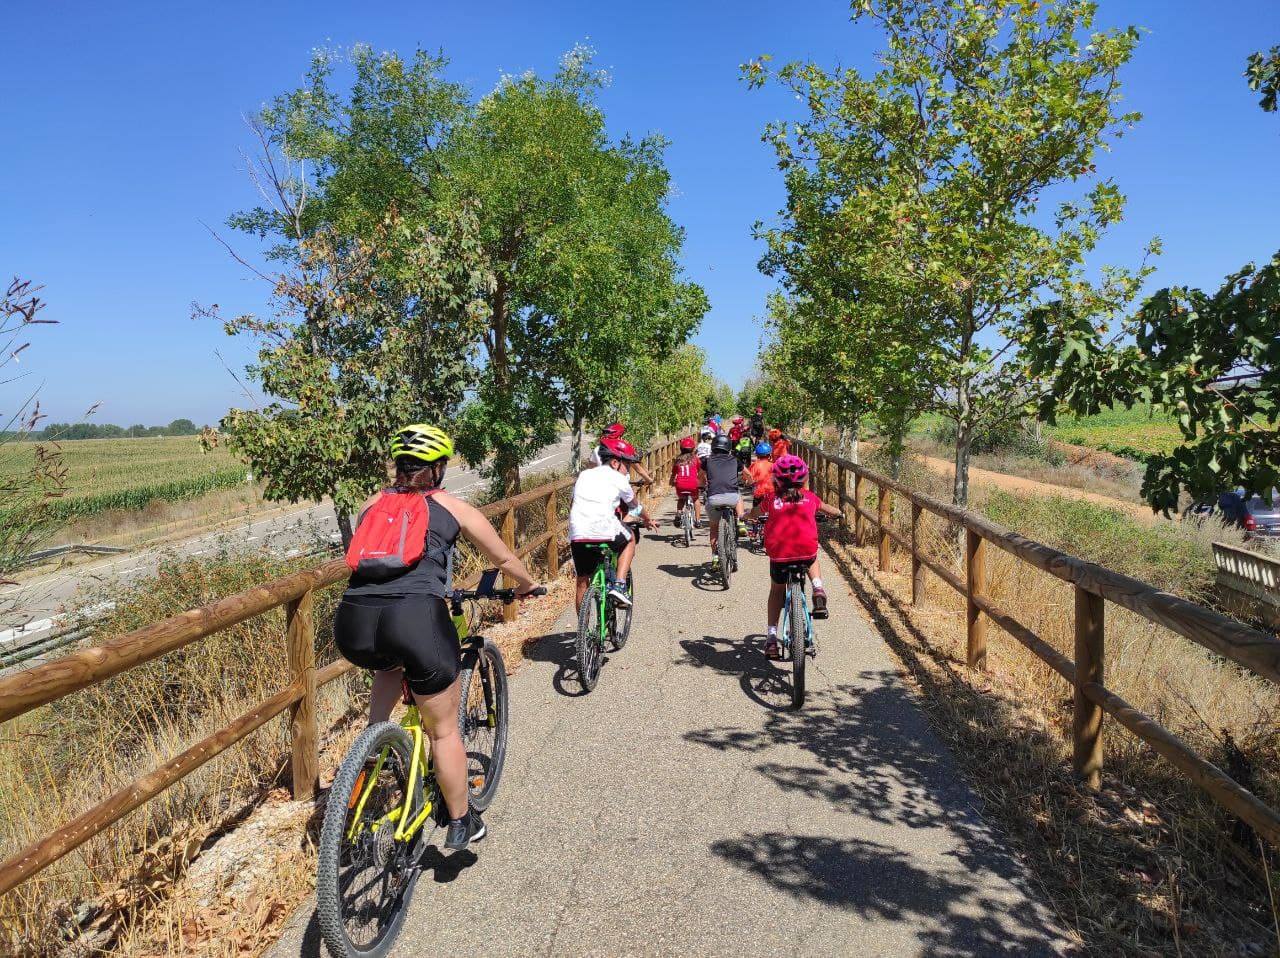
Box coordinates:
[444,810,487,850]
[764,637,781,659]
[709,555,720,569]
[608,581,633,608]
[811,588,829,619]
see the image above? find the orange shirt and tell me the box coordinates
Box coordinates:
[747,458,775,499]
[769,438,791,461]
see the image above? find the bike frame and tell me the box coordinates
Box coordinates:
[345,603,482,848]
[588,543,616,647]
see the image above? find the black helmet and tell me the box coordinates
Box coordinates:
[710,434,733,454]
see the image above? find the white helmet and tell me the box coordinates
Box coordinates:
[699,426,714,439]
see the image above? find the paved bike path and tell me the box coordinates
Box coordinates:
[274,498,1074,957]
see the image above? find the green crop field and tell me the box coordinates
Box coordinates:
[1044,405,1182,461]
[0,436,250,521]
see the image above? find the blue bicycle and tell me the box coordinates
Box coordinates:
[777,561,816,709]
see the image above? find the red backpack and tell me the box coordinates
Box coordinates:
[345,489,440,579]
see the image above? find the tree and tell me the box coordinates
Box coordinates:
[215,210,491,539]
[166,418,197,436]
[1031,46,1280,514]
[439,47,706,494]
[747,0,1153,509]
[608,343,718,445]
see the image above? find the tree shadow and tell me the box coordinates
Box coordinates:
[656,562,724,592]
[679,634,793,711]
[711,831,1069,957]
[522,629,599,697]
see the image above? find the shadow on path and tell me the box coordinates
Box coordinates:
[679,634,793,711]
[523,629,598,698]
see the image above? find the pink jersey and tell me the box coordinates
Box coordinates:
[762,490,820,562]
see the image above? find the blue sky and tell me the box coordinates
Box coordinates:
[3,0,1278,425]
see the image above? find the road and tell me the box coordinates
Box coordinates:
[272,496,1073,957]
[0,433,587,642]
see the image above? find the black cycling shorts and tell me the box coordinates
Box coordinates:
[334,594,460,696]
[770,558,817,584]
[571,533,629,578]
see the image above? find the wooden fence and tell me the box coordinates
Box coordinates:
[0,436,682,898]
[794,438,1280,849]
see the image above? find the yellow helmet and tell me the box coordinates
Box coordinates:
[390,424,453,463]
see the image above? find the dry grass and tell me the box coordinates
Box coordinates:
[831,450,1280,956]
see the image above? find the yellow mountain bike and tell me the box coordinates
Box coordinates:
[316,571,543,958]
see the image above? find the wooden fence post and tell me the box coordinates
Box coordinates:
[965,529,987,670]
[545,487,560,579]
[285,588,318,801]
[911,502,925,606]
[501,508,517,622]
[1073,586,1105,790]
[877,484,892,572]
[854,474,866,547]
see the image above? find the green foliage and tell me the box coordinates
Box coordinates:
[747,0,1153,505]
[220,45,705,503]
[608,343,719,445]
[1247,46,1280,113]
[1030,252,1280,512]
[1044,404,1182,461]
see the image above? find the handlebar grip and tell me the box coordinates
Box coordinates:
[524,586,548,597]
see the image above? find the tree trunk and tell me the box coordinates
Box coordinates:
[571,410,583,472]
[490,273,520,497]
[335,508,354,550]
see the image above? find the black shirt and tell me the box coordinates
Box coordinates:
[344,495,461,598]
[704,453,740,497]
[750,414,765,439]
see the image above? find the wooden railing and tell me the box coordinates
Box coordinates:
[794,438,1280,849]
[0,435,683,898]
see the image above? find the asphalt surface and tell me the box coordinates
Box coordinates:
[0,434,585,640]
[272,496,1073,958]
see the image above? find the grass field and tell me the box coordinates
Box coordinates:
[0,436,249,522]
[1043,405,1182,461]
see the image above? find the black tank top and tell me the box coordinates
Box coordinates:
[344,496,462,599]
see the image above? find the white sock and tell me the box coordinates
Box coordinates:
[767,625,777,638]
[812,578,824,590]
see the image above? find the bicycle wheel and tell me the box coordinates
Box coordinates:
[717,516,732,589]
[608,569,634,650]
[576,586,604,692]
[789,581,807,709]
[729,519,740,573]
[458,639,509,812]
[317,722,424,958]
[682,506,693,547]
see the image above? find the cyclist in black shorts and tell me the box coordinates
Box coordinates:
[333,424,541,849]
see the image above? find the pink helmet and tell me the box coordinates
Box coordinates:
[772,454,808,485]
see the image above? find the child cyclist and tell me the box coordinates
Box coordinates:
[748,454,842,660]
[745,442,775,510]
[570,437,657,610]
[671,436,704,528]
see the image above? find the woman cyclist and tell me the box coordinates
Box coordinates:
[334,424,541,851]
[748,454,841,659]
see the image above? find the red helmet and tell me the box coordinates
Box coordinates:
[768,428,783,441]
[732,415,744,425]
[679,436,696,451]
[772,454,808,485]
[601,422,625,440]
[755,406,763,414]
[599,436,641,463]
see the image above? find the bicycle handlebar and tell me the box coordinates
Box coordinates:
[451,574,547,604]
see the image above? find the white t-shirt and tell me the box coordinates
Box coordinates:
[695,440,712,459]
[569,464,636,542]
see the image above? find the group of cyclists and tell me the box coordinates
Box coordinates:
[330,409,839,854]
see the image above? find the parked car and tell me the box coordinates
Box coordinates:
[1185,489,1280,540]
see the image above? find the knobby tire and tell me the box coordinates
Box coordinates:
[789,581,807,709]
[458,640,509,811]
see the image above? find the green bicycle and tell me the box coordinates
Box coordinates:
[316,572,544,958]
[576,542,634,692]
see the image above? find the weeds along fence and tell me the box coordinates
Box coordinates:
[0,436,682,900]
[794,438,1280,850]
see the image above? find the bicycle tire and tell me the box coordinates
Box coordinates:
[609,569,634,650]
[789,581,807,709]
[576,586,604,692]
[682,507,693,547]
[317,722,423,958]
[717,515,732,589]
[458,639,509,812]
